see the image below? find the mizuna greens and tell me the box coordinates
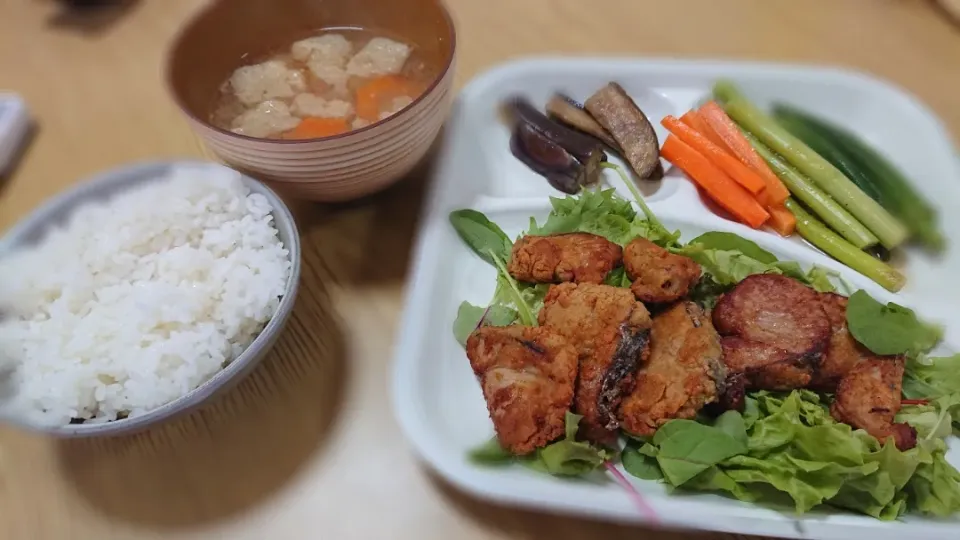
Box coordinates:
[449,175,960,520]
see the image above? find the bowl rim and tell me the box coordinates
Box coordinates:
[0,160,302,437]
[163,0,458,145]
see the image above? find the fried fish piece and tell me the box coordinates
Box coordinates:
[623,237,702,304]
[831,355,917,451]
[712,274,830,390]
[466,325,578,455]
[539,283,652,442]
[619,301,725,436]
[810,292,870,390]
[508,233,622,284]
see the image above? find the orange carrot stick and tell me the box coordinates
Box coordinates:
[681,110,729,152]
[355,75,415,122]
[283,117,349,139]
[661,115,766,195]
[699,101,790,205]
[766,204,797,236]
[661,135,769,228]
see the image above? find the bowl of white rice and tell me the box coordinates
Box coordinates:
[0,161,299,436]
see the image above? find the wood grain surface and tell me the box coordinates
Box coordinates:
[0,1,958,539]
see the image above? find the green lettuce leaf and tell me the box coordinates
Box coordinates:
[603,267,632,288]
[903,353,960,400]
[637,390,960,518]
[466,412,610,477]
[452,301,518,346]
[533,411,611,476]
[687,231,777,263]
[846,290,942,356]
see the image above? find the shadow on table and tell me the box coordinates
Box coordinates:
[281,136,442,288]
[54,276,349,529]
[431,473,752,540]
[45,0,143,36]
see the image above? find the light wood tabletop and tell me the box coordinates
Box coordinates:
[1,1,958,539]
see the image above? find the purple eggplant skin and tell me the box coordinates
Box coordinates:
[506,96,606,163]
[510,123,581,194]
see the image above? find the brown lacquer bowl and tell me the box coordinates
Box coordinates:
[166,0,456,201]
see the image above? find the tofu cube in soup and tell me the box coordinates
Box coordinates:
[291,34,353,65]
[346,37,412,78]
[379,95,414,120]
[291,94,354,118]
[231,100,301,138]
[229,60,306,106]
[292,35,354,97]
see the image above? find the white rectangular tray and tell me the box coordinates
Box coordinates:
[391,58,960,540]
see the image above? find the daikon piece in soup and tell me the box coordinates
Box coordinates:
[210,28,433,140]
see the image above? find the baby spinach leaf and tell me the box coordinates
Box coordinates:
[652,419,748,486]
[449,210,513,266]
[672,245,776,286]
[622,443,663,480]
[603,267,632,288]
[846,290,942,355]
[468,437,514,464]
[534,411,610,476]
[688,232,777,263]
[452,302,485,346]
[452,302,519,347]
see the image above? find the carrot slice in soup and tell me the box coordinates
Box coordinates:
[355,75,416,122]
[283,117,350,139]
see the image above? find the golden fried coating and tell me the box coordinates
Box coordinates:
[712,274,830,390]
[466,325,578,455]
[538,283,652,443]
[810,293,868,391]
[508,233,622,284]
[831,356,917,451]
[619,302,725,436]
[623,237,702,303]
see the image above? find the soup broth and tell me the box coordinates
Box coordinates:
[210,27,435,140]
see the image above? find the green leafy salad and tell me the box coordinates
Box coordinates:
[449,178,960,520]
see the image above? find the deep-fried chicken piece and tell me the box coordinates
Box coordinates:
[810,293,870,390]
[508,233,621,284]
[712,274,830,390]
[538,283,652,442]
[831,356,917,451]
[465,325,578,455]
[619,302,725,436]
[623,237,701,303]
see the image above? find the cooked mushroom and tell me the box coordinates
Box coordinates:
[584,83,661,179]
[546,94,621,152]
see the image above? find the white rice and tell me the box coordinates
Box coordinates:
[0,165,291,426]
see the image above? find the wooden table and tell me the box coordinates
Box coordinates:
[1,1,958,538]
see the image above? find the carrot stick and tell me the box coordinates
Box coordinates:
[661,115,766,195]
[283,117,349,139]
[355,75,415,122]
[661,135,769,228]
[681,110,729,152]
[699,101,790,204]
[766,203,796,236]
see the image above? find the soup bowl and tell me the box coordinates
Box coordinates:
[166,0,456,202]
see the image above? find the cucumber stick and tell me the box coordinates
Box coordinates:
[773,104,944,252]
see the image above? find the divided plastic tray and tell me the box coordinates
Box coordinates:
[391,58,960,540]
